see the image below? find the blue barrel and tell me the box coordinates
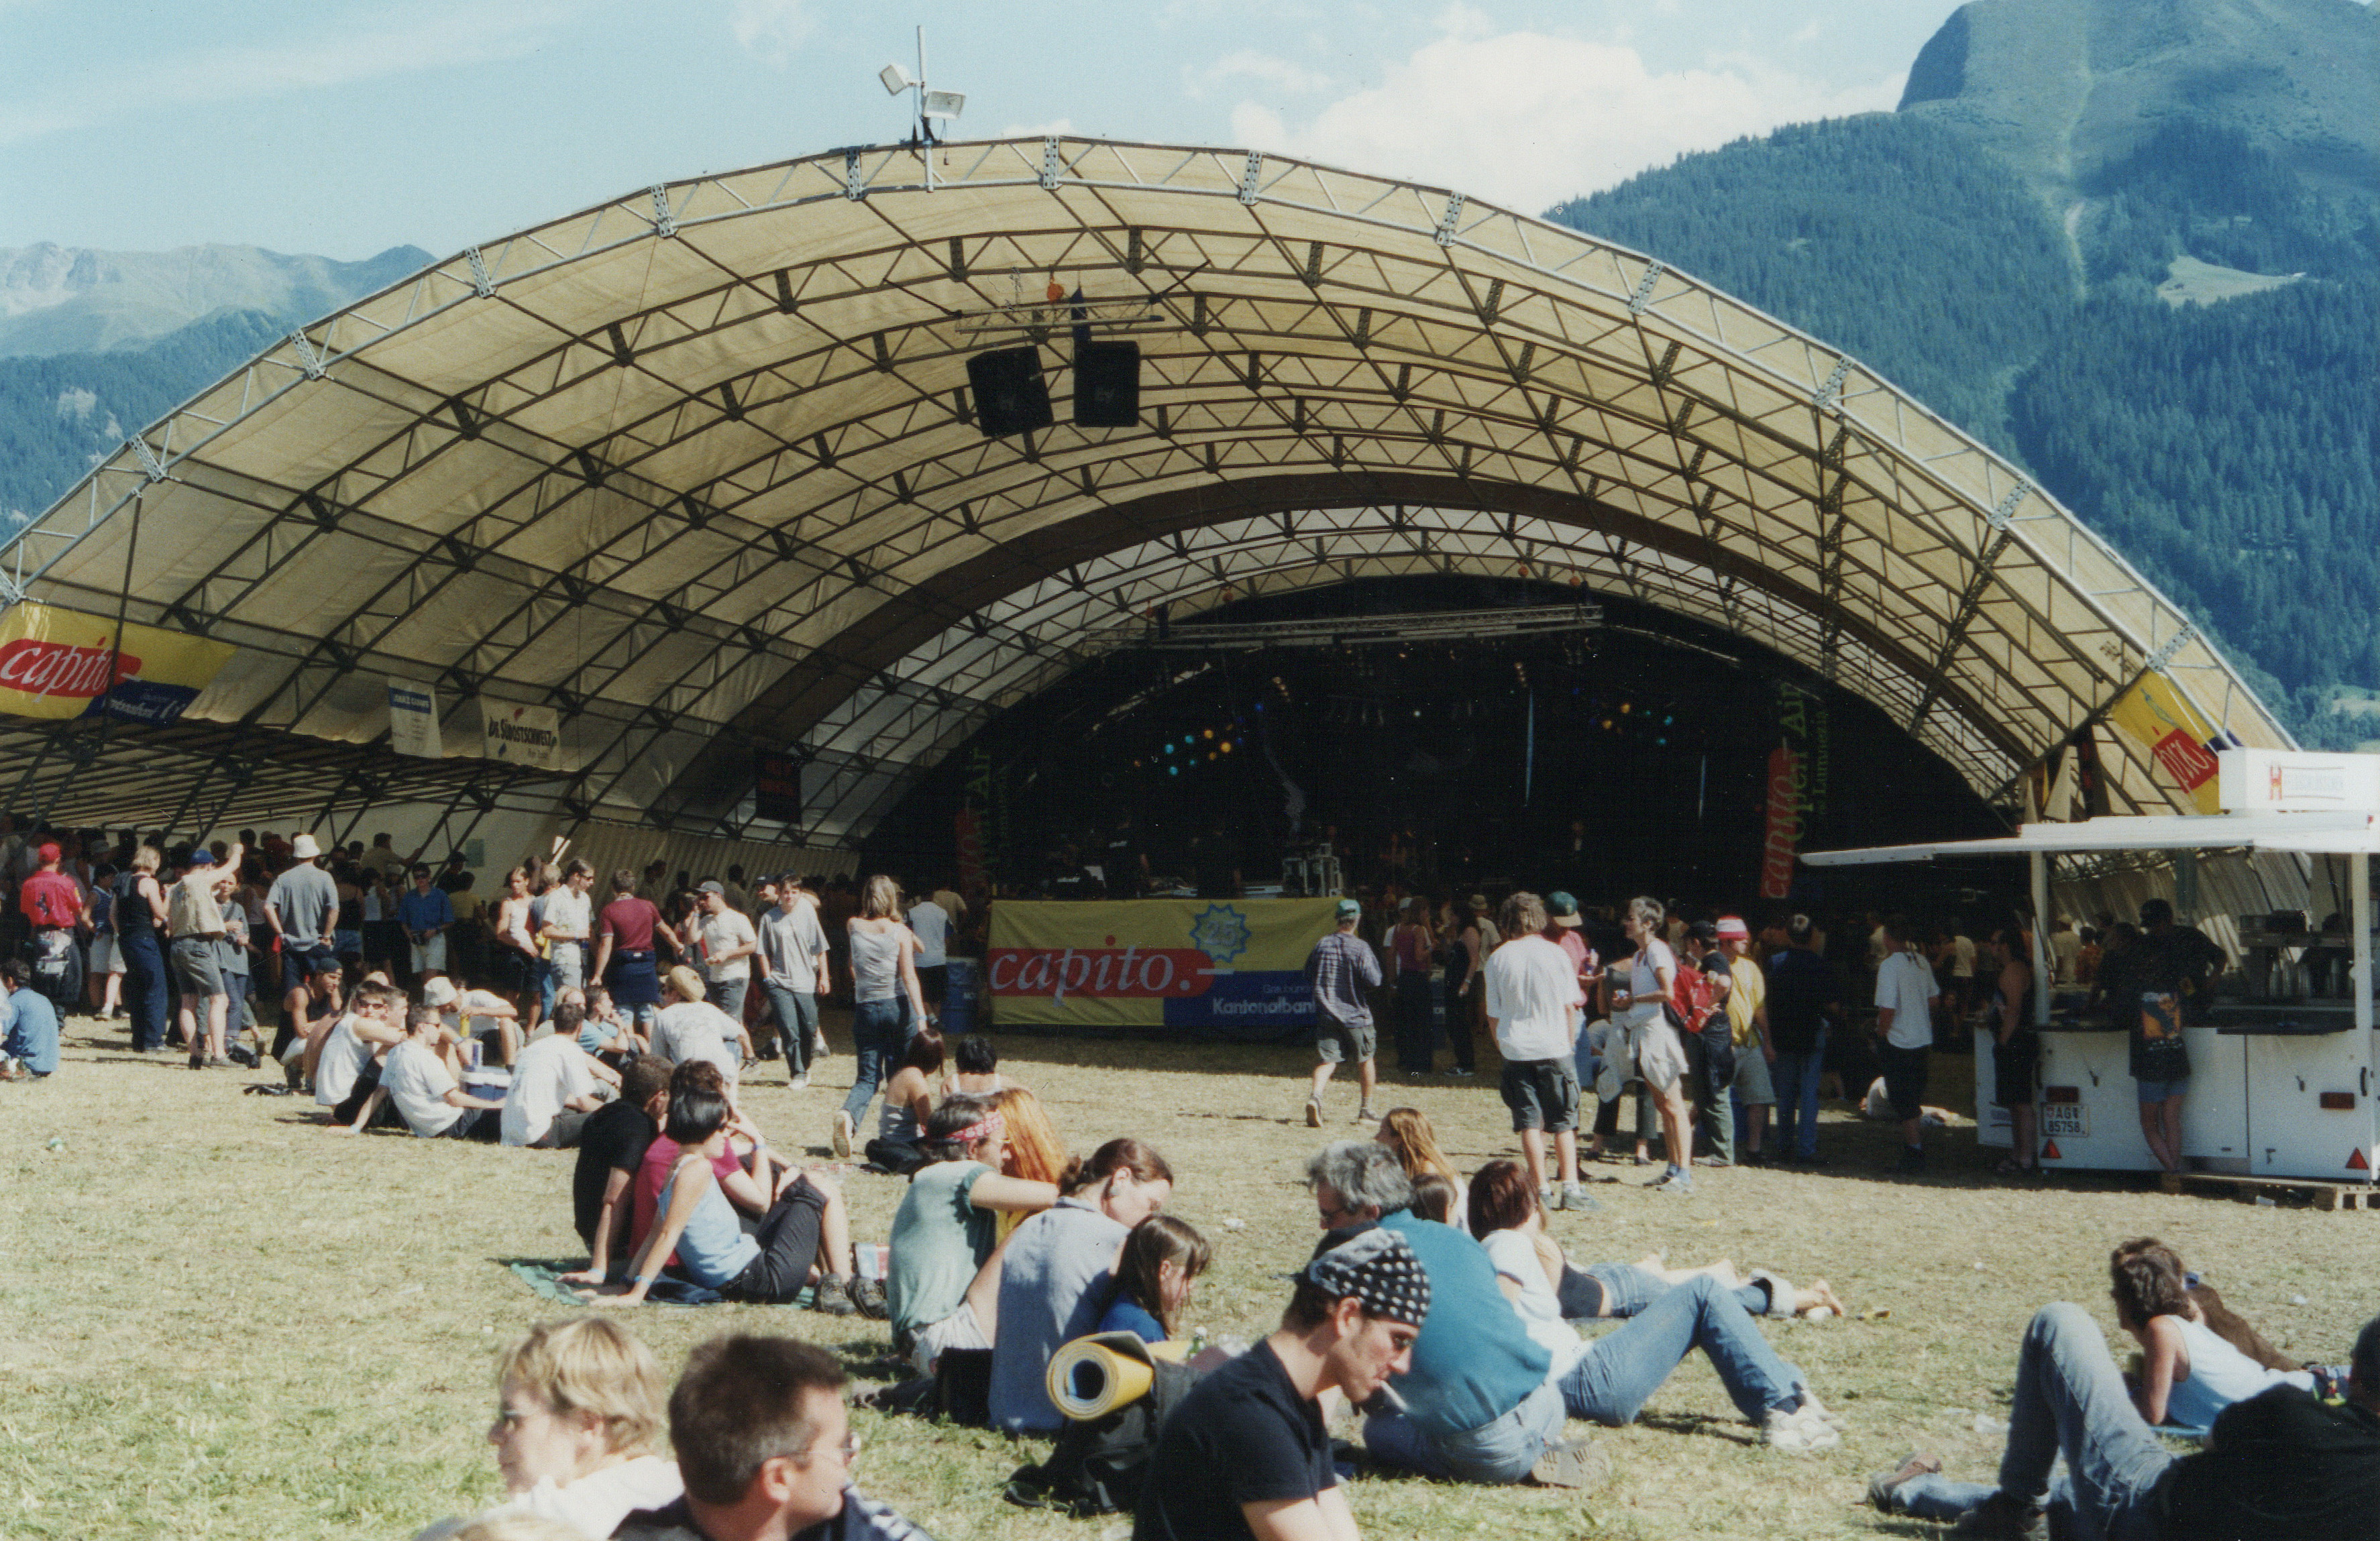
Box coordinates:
[942,957,979,1034]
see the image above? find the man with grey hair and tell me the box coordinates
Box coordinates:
[1303,1141,1605,1490]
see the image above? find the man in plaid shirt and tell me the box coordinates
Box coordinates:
[1305,898,1383,1127]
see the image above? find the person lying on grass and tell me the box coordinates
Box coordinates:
[612,1334,933,1541]
[1463,1159,1843,1453]
[596,1062,872,1314]
[1869,1306,2380,1539]
[1133,1227,1430,1541]
[2107,1237,2319,1429]
[411,1318,682,1541]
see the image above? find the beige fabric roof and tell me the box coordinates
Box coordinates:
[0,136,2291,844]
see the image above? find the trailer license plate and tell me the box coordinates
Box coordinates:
[2042,1104,2088,1138]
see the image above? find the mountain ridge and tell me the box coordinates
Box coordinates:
[0,241,431,358]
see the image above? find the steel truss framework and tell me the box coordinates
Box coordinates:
[0,137,2289,847]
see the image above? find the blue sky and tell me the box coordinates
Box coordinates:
[1,0,1961,260]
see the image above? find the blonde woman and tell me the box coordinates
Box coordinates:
[1374,1106,1469,1233]
[832,874,928,1158]
[413,1318,681,1541]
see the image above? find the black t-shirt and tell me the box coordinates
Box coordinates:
[1764,947,1842,1053]
[2153,1385,2380,1541]
[572,1098,656,1247]
[1134,1340,1333,1541]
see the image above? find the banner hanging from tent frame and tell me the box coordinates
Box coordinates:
[987,897,1342,1037]
[0,602,233,725]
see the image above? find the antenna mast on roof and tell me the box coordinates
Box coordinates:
[879,25,965,148]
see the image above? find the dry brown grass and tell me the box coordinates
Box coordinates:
[0,1010,2370,1540]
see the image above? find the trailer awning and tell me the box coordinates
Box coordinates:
[1803,811,2380,865]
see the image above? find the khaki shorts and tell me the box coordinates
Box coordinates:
[1316,1017,1376,1064]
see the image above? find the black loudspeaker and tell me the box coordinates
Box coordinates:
[1073,339,1140,427]
[967,347,1053,436]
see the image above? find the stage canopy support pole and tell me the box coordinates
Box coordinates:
[2031,849,2053,1027]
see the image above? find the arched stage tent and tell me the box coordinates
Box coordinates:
[0,136,2297,894]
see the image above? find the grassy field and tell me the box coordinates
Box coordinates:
[2,1009,2372,1540]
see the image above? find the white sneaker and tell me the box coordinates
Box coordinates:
[1798,1390,1848,1430]
[811,1030,828,1057]
[790,1072,810,1090]
[1763,1404,1841,1454]
[1304,1096,1323,1129]
[831,1108,853,1159]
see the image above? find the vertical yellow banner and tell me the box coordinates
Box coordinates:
[2105,671,2226,814]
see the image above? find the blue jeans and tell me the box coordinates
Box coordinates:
[764,981,818,1076]
[1558,1275,1803,1424]
[1770,1027,1827,1157]
[120,927,170,1051]
[841,998,905,1123]
[1364,1377,1564,1484]
[1561,1263,1771,1321]
[1890,1303,2173,1541]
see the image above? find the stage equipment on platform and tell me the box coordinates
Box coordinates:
[1132,602,1600,651]
[1281,843,1342,898]
[967,347,1054,435]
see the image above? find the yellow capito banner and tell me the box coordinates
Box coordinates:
[2105,671,2228,815]
[987,897,1343,1033]
[0,602,235,725]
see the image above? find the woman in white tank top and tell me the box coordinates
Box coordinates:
[2114,1237,2313,1429]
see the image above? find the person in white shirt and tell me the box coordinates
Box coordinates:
[1872,914,1941,1173]
[651,965,750,1088]
[1482,891,1592,1212]
[538,862,598,1014]
[502,1029,612,1149]
[409,1318,682,1541]
[311,982,404,1122]
[905,888,952,1019]
[423,974,524,1068]
[344,1003,504,1140]
[692,881,758,1022]
[2049,916,2083,987]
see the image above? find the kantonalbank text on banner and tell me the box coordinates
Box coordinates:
[987,898,1341,1036]
[0,602,235,725]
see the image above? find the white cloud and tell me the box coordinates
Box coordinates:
[998,117,1077,139]
[1229,24,1904,215]
[728,0,814,69]
[0,5,567,148]
[1183,50,1333,101]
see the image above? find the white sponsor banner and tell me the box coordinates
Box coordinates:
[480,699,562,769]
[387,679,443,758]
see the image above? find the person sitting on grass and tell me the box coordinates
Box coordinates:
[423,974,523,1070]
[948,1033,1008,1094]
[277,960,345,1084]
[1408,1173,1459,1224]
[343,1003,504,1140]
[612,1334,932,1541]
[1464,1161,1842,1454]
[602,1070,855,1310]
[1132,1228,1431,1541]
[885,1096,1059,1375]
[1870,1308,2380,1539]
[1304,1140,1601,1489]
[500,1008,618,1149]
[651,965,749,1087]
[989,1137,1175,1434]
[863,1027,941,1174]
[1374,1106,1469,1233]
[1097,1215,1213,1345]
[574,988,645,1066]
[311,981,405,1121]
[412,1318,682,1541]
[0,956,60,1081]
[565,1055,673,1283]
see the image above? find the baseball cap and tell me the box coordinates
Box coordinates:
[1336,899,1363,921]
[36,842,60,863]
[1301,1228,1431,1329]
[1546,891,1581,925]
[184,850,215,868]
[1715,915,1750,941]
[698,879,726,895]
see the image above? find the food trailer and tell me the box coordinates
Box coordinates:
[1803,749,2379,1184]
